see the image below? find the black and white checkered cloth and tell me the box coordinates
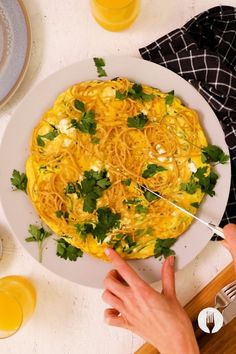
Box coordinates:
[139,6,236,239]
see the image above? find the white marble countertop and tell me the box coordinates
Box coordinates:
[0,1,235,353]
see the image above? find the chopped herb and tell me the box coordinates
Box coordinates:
[65,182,77,194]
[142,164,167,179]
[190,202,200,208]
[83,192,98,213]
[75,223,94,241]
[127,113,148,129]
[123,235,137,253]
[107,233,126,249]
[116,91,127,100]
[154,238,176,259]
[128,84,155,101]
[121,178,132,186]
[78,110,97,135]
[55,210,63,218]
[11,169,27,193]
[201,145,229,164]
[37,128,59,147]
[56,238,83,261]
[92,207,121,243]
[91,137,100,144]
[25,225,51,262]
[123,198,142,205]
[165,90,175,105]
[74,99,85,112]
[135,204,148,214]
[143,191,159,202]
[181,167,218,197]
[93,57,107,77]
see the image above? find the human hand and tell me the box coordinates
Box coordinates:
[102,249,199,354]
[222,224,236,273]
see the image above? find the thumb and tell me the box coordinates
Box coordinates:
[223,224,236,261]
[161,255,176,298]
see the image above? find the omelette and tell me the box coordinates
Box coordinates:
[26,77,211,260]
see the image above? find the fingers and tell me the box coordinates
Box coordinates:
[104,308,128,328]
[102,289,125,314]
[105,248,145,288]
[223,224,236,262]
[161,255,176,298]
[104,270,128,298]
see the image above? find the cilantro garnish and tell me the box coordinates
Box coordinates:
[142,164,167,179]
[127,113,148,129]
[75,223,94,241]
[154,238,176,259]
[143,191,159,202]
[127,84,155,101]
[91,137,100,144]
[11,169,27,193]
[116,91,127,100]
[123,235,137,253]
[55,210,69,219]
[121,178,131,186]
[181,167,218,197]
[201,145,229,164]
[93,57,107,78]
[37,128,59,147]
[74,99,85,112]
[65,169,111,213]
[123,198,142,205]
[165,90,175,105]
[56,238,83,261]
[25,225,51,262]
[70,110,96,135]
[190,202,200,208]
[135,204,148,214]
[92,207,121,243]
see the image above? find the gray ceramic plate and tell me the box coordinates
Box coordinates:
[0,0,31,107]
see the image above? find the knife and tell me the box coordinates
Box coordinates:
[222,298,236,325]
[139,184,225,239]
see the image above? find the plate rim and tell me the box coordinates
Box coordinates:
[0,0,32,108]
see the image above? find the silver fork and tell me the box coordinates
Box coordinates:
[206,311,215,333]
[215,280,236,309]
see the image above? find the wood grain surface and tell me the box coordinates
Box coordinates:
[135,263,236,354]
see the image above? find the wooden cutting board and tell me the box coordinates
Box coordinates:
[135,263,236,354]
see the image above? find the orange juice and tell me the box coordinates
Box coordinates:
[0,276,36,338]
[91,0,140,31]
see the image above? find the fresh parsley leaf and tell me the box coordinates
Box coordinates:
[37,128,59,147]
[190,202,200,208]
[83,192,98,213]
[116,91,127,100]
[55,210,64,218]
[11,169,27,193]
[201,145,229,164]
[121,178,131,186]
[123,235,137,253]
[79,110,96,135]
[128,84,155,101]
[75,223,94,240]
[92,207,121,243]
[65,182,77,194]
[127,113,148,129]
[56,238,83,261]
[25,225,51,262]
[142,164,167,179]
[93,57,107,77]
[165,90,174,105]
[123,198,142,205]
[154,238,176,259]
[181,167,218,197]
[74,99,85,112]
[91,137,100,144]
[135,204,148,214]
[143,190,159,202]
[180,181,199,194]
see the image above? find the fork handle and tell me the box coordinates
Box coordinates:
[208,223,225,239]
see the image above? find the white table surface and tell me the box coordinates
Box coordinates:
[0,1,235,353]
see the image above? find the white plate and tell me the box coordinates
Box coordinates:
[0,0,31,107]
[0,57,231,288]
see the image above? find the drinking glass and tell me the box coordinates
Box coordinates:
[0,275,36,338]
[90,0,140,31]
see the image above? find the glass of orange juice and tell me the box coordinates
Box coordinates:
[90,0,140,32]
[0,275,36,339]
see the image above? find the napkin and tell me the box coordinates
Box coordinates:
[139,6,236,237]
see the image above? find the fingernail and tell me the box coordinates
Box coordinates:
[105,248,111,256]
[169,255,175,266]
